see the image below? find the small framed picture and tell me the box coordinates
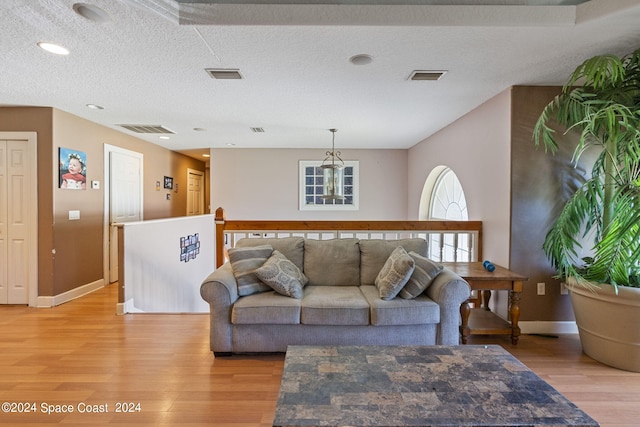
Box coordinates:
[164,176,173,190]
[59,147,87,190]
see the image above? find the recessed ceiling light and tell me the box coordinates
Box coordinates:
[159,136,170,140]
[37,42,69,55]
[226,143,236,146]
[349,54,373,66]
[86,104,104,110]
[72,3,110,23]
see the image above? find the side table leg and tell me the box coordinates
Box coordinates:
[482,290,492,311]
[460,300,470,344]
[509,290,521,345]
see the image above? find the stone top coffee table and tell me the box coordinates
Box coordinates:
[273,345,598,427]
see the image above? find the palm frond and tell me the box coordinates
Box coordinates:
[535,48,640,287]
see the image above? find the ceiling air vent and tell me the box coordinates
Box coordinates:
[118,124,175,134]
[205,68,243,80]
[409,70,447,81]
[250,127,265,133]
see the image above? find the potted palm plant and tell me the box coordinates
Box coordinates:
[533,48,640,372]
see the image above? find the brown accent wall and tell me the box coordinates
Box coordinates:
[510,86,595,321]
[0,107,206,298]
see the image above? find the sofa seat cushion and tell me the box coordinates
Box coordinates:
[359,239,429,286]
[301,286,369,325]
[360,285,440,326]
[232,292,301,325]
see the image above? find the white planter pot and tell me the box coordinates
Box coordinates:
[570,282,640,372]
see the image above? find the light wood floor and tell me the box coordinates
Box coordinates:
[1,283,638,426]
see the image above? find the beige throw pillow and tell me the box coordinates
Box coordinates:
[255,250,308,299]
[399,251,444,299]
[375,246,415,300]
[228,245,273,296]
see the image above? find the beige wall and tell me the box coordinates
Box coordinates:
[408,86,583,323]
[211,148,408,220]
[1,107,206,298]
[408,89,513,268]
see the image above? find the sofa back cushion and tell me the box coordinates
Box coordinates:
[359,239,429,286]
[236,237,305,272]
[304,238,360,286]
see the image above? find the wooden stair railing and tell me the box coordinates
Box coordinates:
[214,207,483,268]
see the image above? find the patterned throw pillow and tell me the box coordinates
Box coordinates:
[399,251,444,299]
[255,250,308,299]
[228,245,273,296]
[375,246,415,300]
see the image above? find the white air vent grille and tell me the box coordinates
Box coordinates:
[119,124,175,134]
[250,127,265,133]
[409,70,447,81]
[205,68,243,80]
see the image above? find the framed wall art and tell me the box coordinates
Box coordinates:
[59,147,87,190]
[164,176,173,190]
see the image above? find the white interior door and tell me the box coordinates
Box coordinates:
[0,133,37,305]
[186,168,204,216]
[105,146,143,283]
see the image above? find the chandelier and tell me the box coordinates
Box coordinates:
[321,129,345,200]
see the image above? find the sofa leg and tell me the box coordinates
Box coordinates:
[213,351,233,357]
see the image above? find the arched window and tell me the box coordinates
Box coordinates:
[419,167,470,261]
[429,167,468,221]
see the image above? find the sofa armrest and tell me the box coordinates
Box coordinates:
[425,267,471,345]
[200,263,239,354]
[200,263,239,304]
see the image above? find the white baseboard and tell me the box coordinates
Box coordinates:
[121,298,144,314]
[519,321,578,335]
[36,279,105,308]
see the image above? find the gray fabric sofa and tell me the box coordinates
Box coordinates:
[200,237,471,355]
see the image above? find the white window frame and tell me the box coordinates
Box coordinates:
[299,160,359,211]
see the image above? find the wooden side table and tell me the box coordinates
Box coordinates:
[442,262,528,345]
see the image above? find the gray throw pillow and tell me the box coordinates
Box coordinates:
[236,237,305,272]
[375,246,415,300]
[255,250,308,299]
[228,245,273,296]
[399,251,444,299]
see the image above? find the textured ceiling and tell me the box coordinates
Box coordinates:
[2,0,640,158]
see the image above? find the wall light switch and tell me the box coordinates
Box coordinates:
[69,210,80,220]
[537,282,545,295]
[91,180,100,189]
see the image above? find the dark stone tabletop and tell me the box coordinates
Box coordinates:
[273,345,598,427]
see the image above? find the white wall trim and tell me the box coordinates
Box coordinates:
[121,298,143,314]
[519,321,578,335]
[36,279,105,308]
[103,144,144,285]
